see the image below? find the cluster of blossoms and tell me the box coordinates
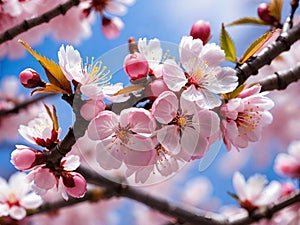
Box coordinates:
[0,0,135,59]
[10,107,87,201]
[26,28,273,183]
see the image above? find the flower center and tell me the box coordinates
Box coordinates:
[177,117,187,127]
[236,105,262,132]
[7,193,19,207]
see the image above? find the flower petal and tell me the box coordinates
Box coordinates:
[162,59,187,92]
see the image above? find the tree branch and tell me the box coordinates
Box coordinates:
[236,22,300,84]
[0,93,55,117]
[259,62,300,92]
[76,166,224,225]
[0,0,80,45]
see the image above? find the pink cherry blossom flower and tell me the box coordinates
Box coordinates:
[28,154,86,200]
[233,171,281,211]
[58,44,123,100]
[87,108,156,170]
[152,91,220,160]
[0,172,43,220]
[221,84,274,151]
[162,36,238,109]
[274,140,300,178]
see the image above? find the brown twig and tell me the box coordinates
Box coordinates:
[236,22,300,84]
[0,0,80,45]
[0,93,55,117]
[259,62,300,92]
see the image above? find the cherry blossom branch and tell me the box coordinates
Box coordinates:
[230,191,300,225]
[0,0,80,45]
[0,93,55,117]
[236,21,300,84]
[77,166,224,225]
[259,62,300,92]
[29,188,108,216]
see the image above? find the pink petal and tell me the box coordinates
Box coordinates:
[87,111,118,140]
[162,59,187,92]
[20,192,43,209]
[127,135,155,151]
[33,168,57,190]
[201,43,225,67]
[181,127,208,157]
[9,206,26,220]
[152,91,178,124]
[255,181,281,206]
[157,125,181,154]
[129,108,156,134]
[233,171,247,202]
[61,155,80,171]
[96,141,122,170]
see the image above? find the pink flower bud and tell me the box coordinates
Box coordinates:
[11,149,35,170]
[63,173,87,198]
[11,147,44,170]
[145,79,169,100]
[257,3,276,24]
[102,17,124,39]
[190,20,211,44]
[124,53,149,80]
[19,68,44,88]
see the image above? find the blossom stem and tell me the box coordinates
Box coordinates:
[0,0,80,45]
[236,21,300,84]
[0,93,55,117]
[258,62,300,92]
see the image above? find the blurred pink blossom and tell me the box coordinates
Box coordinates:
[233,171,281,211]
[274,140,300,178]
[0,172,43,220]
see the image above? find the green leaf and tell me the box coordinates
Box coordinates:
[219,23,237,62]
[19,40,72,95]
[239,29,278,64]
[269,0,283,21]
[227,17,268,26]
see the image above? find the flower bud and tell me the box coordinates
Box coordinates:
[124,52,149,80]
[257,3,276,24]
[190,20,211,44]
[102,16,124,39]
[145,79,169,100]
[63,173,87,198]
[19,68,44,88]
[11,146,45,170]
